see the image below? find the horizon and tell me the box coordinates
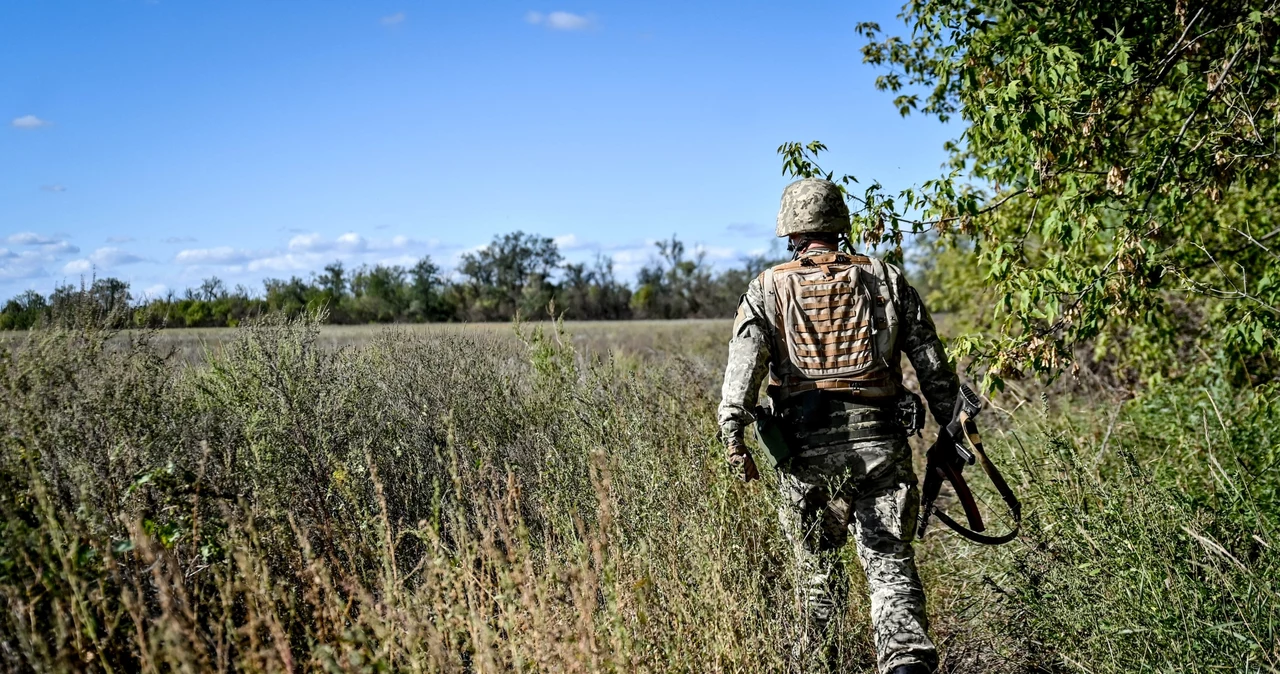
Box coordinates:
[2,1,955,301]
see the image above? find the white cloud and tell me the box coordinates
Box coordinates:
[553,234,581,249]
[289,232,412,254]
[142,284,169,299]
[288,233,329,252]
[551,234,650,254]
[336,232,367,252]
[245,253,322,273]
[61,247,147,274]
[7,232,59,246]
[608,247,649,265]
[154,232,451,292]
[381,11,405,25]
[42,241,80,256]
[376,254,423,268]
[61,260,92,277]
[547,11,592,30]
[106,236,135,244]
[0,248,53,281]
[526,10,594,30]
[90,247,145,266]
[2,233,80,262]
[11,115,51,129]
[694,244,738,262]
[62,259,92,275]
[40,184,67,193]
[174,247,256,266]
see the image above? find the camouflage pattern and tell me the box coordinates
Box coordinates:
[780,437,934,674]
[776,178,852,237]
[717,252,959,447]
[718,278,772,446]
[717,247,959,674]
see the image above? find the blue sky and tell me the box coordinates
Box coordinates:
[1,0,956,300]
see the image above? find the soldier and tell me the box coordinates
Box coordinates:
[718,178,959,674]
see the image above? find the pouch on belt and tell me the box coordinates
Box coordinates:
[752,404,794,468]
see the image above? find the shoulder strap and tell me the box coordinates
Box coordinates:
[774,252,868,273]
[771,258,808,273]
[868,257,897,309]
[761,267,780,333]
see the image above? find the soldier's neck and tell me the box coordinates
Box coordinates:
[800,242,837,255]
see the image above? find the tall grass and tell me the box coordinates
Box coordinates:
[985,385,1280,671]
[0,316,1275,672]
[0,317,811,672]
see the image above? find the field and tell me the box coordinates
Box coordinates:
[119,320,736,365]
[1,318,1277,673]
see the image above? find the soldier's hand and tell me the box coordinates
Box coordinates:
[726,443,760,482]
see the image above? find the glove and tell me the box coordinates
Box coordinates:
[726,442,760,482]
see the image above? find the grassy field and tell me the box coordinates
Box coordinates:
[0,318,1276,673]
[62,320,735,365]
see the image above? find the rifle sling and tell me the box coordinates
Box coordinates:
[922,421,1022,545]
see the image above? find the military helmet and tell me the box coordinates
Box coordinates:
[775,178,850,237]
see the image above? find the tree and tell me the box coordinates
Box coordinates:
[786,0,1280,387]
[631,236,721,319]
[198,276,226,302]
[0,290,48,330]
[407,256,452,321]
[459,232,562,319]
[559,255,632,320]
[348,264,409,322]
[263,277,311,316]
[318,262,346,298]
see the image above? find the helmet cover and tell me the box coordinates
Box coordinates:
[775,178,850,237]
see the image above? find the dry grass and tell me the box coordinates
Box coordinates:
[0,316,1275,673]
[81,320,734,365]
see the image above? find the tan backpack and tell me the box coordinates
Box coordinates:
[761,252,901,401]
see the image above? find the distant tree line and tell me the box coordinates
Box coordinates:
[0,232,783,330]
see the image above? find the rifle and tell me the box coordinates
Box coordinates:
[917,383,1022,545]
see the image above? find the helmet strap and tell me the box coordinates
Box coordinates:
[789,233,852,260]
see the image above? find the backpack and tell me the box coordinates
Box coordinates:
[761,252,901,401]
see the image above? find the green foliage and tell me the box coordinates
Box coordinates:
[983,382,1280,670]
[0,290,46,330]
[786,0,1280,388]
[630,236,784,319]
[2,233,770,330]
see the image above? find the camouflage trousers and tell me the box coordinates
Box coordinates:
[779,433,936,674]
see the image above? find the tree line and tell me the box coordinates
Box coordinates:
[0,232,783,330]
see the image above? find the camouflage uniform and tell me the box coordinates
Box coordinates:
[718,249,958,674]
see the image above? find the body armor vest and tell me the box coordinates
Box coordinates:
[761,252,901,401]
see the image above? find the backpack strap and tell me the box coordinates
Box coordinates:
[863,257,894,331]
[761,267,782,334]
[868,257,896,307]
